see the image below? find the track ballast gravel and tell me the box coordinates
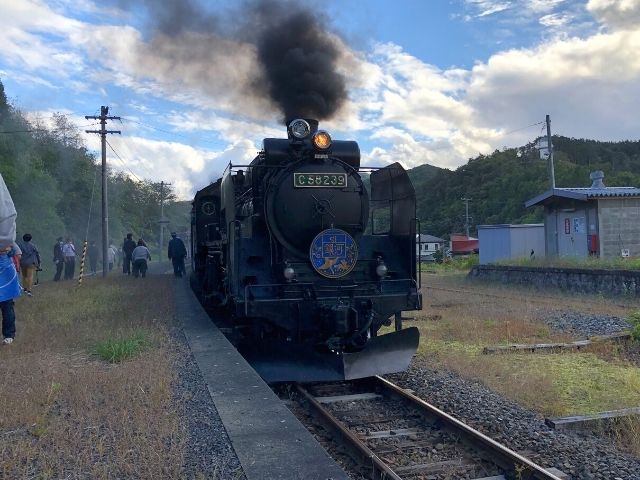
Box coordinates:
[540,310,631,337]
[390,364,640,480]
[171,328,246,480]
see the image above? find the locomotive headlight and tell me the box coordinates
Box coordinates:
[283,264,296,281]
[376,258,388,278]
[289,119,311,139]
[312,130,332,150]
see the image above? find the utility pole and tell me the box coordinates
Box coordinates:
[546,114,556,189]
[86,106,120,277]
[461,197,472,238]
[159,181,172,259]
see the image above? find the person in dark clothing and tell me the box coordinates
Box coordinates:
[122,233,136,275]
[167,232,187,277]
[88,240,99,274]
[17,233,40,296]
[53,237,64,281]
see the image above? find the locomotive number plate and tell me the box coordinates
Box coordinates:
[294,173,347,188]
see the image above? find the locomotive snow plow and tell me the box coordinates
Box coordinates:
[239,326,420,383]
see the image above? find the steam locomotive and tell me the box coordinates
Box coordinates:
[191,119,422,382]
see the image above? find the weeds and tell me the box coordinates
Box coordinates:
[627,311,640,342]
[416,273,640,450]
[0,276,186,479]
[94,332,152,363]
[420,254,479,273]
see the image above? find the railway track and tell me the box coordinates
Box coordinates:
[296,376,565,480]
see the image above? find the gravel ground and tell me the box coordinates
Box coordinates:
[171,328,245,479]
[390,363,640,480]
[540,309,631,337]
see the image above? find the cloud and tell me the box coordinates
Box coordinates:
[587,0,640,30]
[465,0,513,17]
[82,134,260,199]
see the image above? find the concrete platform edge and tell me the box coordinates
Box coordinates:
[175,279,348,480]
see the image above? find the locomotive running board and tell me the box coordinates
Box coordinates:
[238,327,420,383]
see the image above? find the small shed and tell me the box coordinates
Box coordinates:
[450,234,479,255]
[525,171,640,258]
[477,224,545,265]
[416,234,446,261]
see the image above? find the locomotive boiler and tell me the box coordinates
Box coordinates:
[191,119,422,382]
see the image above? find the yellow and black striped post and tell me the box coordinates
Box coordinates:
[77,240,88,287]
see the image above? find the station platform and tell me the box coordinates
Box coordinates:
[175,280,348,480]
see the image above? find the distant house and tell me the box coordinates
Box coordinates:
[525,171,640,258]
[416,234,446,261]
[450,233,479,255]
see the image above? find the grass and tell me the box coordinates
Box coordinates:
[94,331,152,363]
[0,274,188,479]
[420,254,479,273]
[414,273,640,455]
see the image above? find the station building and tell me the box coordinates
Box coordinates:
[525,171,640,259]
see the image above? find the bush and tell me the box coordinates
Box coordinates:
[627,312,640,342]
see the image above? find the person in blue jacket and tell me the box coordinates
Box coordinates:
[0,173,21,345]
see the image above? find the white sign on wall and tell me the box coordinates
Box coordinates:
[573,217,586,234]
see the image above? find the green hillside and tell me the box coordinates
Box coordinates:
[0,79,181,268]
[411,137,640,238]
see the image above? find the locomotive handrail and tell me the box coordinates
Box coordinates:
[415,218,422,289]
[244,278,419,310]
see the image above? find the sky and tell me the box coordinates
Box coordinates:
[1,0,640,198]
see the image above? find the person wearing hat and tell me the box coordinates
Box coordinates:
[53,236,64,281]
[167,232,187,278]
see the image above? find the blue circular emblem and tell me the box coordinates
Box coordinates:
[309,228,358,278]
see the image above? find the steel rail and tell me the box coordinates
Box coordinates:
[374,376,563,480]
[295,384,402,480]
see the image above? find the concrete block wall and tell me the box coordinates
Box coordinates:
[469,265,640,296]
[598,198,640,258]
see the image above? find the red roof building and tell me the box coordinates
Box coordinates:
[450,233,479,255]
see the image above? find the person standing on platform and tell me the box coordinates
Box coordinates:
[53,237,64,281]
[131,240,151,278]
[62,238,76,280]
[17,233,40,296]
[88,240,99,275]
[167,232,187,277]
[107,243,118,272]
[122,233,136,275]
[0,173,21,345]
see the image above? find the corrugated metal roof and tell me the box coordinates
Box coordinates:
[525,186,640,208]
[558,187,640,198]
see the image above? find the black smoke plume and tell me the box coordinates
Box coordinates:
[132,0,348,121]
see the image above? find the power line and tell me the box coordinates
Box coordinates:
[105,139,143,183]
[500,120,545,137]
[120,116,220,145]
[0,123,100,134]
